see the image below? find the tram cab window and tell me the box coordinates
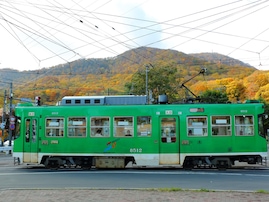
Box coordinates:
[235,115,254,136]
[114,117,133,137]
[211,116,231,136]
[187,116,208,136]
[68,117,86,137]
[90,117,110,137]
[46,118,64,137]
[15,117,21,139]
[137,116,152,137]
[258,115,266,138]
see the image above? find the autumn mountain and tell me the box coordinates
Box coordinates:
[0,47,264,106]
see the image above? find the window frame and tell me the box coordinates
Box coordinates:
[137,116,152,137]
[90,116,110,137]
[45,117,64,137]
[187,116,208,137]
[113,116,134,137]
[67,117,87,137]
[235,115,254,136]
[211,115,231,136]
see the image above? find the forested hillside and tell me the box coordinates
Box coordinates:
[0,47,266,106]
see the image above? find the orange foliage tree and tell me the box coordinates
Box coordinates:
[255,84,269,103]
[226,80,246,102]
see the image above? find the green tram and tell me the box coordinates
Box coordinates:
[13,95,268,169]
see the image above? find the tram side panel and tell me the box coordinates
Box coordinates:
[16,105,162,167]
[13,102,267,168]
[179,104,267,168]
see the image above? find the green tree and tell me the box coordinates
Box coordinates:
[125,65,179,102]
[200,89,228,103]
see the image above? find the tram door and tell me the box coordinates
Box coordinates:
[159,116,180,165]
[23,118,38,163]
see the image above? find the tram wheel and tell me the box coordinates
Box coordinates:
[45,158,61,170]
[183,159,194,170]
[216,160,228,170]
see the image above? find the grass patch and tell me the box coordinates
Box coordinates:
[157,187,183,192]
[256,190,269,194]
[198,188,211,192]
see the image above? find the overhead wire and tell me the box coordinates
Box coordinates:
[68,0,152,63]
[165,0,269,64]
[3,0,227,64]
[62,0,257,68]
[139,0,269,53]
[0,5,73,63]
[67,0,269,63]
[0,0,260,63]
[0,9,40,63]
[83,11,269,44]
[3,0,121,88]
[0,1,114,64]
[20,0,78,55]
[1,0,266,98]
[0,0,269,79]
[49,0,122,54]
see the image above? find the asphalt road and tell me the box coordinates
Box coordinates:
[0,154,269,192]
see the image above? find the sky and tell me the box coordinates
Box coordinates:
[0,0,269,71]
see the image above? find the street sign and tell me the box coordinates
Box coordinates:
[10,116,15,122]
[9,116,15,130]
[10,124,15,130]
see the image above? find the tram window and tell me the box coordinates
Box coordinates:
[235,115,254,136]
[114,117,133,137]
[161,118,176,143]
[46,118,64,137]
[211,116,231,136]
[187,116,208,136]
[137,116,152,137]
[94,99,100,104]
[68,117,86,137]
[90,117,110,137]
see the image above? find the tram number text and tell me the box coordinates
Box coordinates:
[130,148,142,153]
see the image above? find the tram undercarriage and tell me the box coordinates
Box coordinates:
[41,156,135,169]
[37,154,267,170]
[182,155,266,170]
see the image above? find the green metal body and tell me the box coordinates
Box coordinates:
[13,101,268,168]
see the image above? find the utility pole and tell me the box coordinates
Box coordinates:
[1,90,7,146]
[145,65,149,104]
[8,82,13,147]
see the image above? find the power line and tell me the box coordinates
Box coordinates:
[0,0,269,73]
